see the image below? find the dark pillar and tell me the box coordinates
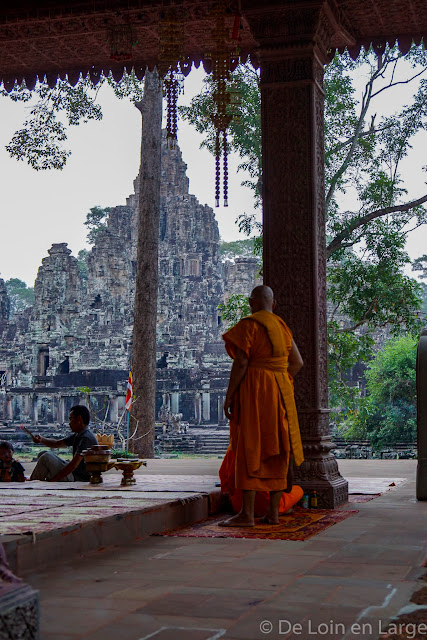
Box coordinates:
[245,1,351,507]
[416,329,427,500]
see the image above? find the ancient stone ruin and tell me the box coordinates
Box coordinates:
[0,135,259,427]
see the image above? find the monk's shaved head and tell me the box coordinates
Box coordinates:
[249,285,275,312]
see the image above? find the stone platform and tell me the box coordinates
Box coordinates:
[3,459,424,640]
[0,458,412,579]
[0,473,225,576]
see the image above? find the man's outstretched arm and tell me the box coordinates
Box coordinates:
[224,347,249,420]
[32,434,67,448]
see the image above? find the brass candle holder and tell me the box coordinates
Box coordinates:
[113,459,147,486]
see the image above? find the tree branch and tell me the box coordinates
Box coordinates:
[325,55,389,209]
[371,66,427,99]
[328,124,393,156]
[326,193,427,258]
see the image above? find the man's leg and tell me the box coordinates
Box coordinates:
[30,451,74,481]
[219,489,256,527]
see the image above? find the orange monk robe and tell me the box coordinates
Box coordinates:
[221,310,304,492]
[219,446,304,517]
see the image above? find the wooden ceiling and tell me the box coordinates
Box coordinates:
[0,1,426,90]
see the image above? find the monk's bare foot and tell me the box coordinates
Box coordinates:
[284,507,294,515]
[259,514,280,525]
[218,514,255,527]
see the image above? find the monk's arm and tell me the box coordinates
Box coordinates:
[288,340,303,378]
[224,347,249,420]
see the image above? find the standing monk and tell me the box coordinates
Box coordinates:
[220,285,304,527]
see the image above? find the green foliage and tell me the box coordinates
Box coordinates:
[220,238,255,259]
[77,249,89,280]
[84,206,110,245]
[77,386,91,394]
[2,70,147,171]
[5,278,34,315]
[183,46,427,423]
[5,77,103,170]
[218,294,250,328]
[353,336,417,448]
[412,254,427,279]
[179,62,262,206]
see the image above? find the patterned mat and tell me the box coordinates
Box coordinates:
[155,506,359,541]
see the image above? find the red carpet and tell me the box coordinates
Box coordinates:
[156,506,358,541]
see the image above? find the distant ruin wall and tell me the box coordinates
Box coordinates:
[0,135,259,425]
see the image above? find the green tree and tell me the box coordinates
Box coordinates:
[219,238,256,259]
[354,335,417,448]
[2,69,161,458]
[84,206,110,245]
[77,249,89,281]
[5,278,34,315]
[1,71,144,170]
[181,45,427,426]
[218,294,251,329]
[179,62,262,207]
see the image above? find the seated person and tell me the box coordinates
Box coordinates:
[30,405,97,482]
[0,441,25,482]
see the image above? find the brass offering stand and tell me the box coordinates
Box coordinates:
[82,445,113,485]
[113,459,147,486]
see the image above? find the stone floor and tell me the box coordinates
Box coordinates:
[4,459,427,640]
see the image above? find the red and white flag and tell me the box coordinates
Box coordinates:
[125,372,133,411]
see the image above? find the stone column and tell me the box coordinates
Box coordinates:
[245,1,352,506]
[33,395,39,423]
[58,396,65,423]
[202,382,210,422]
[416,329,427,500]
[171,391,180,415]
[110,396,119,424]
[6,395,13,421]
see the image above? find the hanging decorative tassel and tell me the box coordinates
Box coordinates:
[163,67,182,148]
[223,131,228,207]
[207,0,240,207]
[158,7,185,147]
[215,131,221,207]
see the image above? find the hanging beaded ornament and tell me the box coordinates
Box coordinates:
[206,1,240,206]
[158,7,187,149]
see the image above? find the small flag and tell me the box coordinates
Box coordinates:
[125,371,133,411]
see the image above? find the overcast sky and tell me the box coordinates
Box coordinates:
[0,67,257,286]
[0,62,426,287]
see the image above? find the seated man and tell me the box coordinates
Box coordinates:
[30,405,97,482]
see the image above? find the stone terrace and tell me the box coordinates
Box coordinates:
[1,459,426,639]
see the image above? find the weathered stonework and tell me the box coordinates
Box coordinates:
[0,136,259,425]
[0,279,9,321]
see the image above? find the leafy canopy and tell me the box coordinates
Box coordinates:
[1,70,146,171]
[354,335,417,448]
[179,44,427,434]
[84,206,110,245]
[5,278,35,315]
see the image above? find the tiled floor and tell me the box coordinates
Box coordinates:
[12,459,426,640]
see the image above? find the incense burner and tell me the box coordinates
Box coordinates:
[114,459,147,486]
